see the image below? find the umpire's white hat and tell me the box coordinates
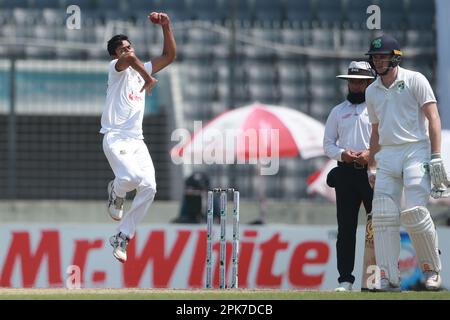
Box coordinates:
[336,61,375,80]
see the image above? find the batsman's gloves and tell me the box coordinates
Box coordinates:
[431,186,450,199]
[429,153,450,190]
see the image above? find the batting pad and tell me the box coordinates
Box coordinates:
[400,206,442,273]
[372,196,401,286]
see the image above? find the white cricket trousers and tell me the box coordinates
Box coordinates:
[102,131,157,239]
[374,140,430,208]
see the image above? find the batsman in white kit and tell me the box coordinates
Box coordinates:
[100,12,176,263]
[366,35,448,291]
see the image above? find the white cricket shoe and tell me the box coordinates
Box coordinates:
[424,271,441,291]
[334,282,353,292]
[109,232,129,263]
[107,180,124,221]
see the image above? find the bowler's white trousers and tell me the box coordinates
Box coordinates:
[102,131,157,238]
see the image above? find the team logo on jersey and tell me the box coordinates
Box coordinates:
[397,81,405,92]
[128,92,143,101]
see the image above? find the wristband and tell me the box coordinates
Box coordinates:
[431,153,441,160]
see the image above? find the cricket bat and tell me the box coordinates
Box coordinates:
[361,213,376,290]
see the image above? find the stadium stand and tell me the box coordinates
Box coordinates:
[0,0,437,200]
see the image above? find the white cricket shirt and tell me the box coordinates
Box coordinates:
[323,100,372,161]
[366,67,437,146]
[100,59,153,139]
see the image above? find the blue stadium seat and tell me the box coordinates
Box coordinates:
[280,97,309,114]
[61,0,96,10]
[13,8,32,25]
[379,12,407,29]
[406,0,435,29]
[279,83,309,112]
[182,101,215,121]
[25,46,56,59]
[310,100,333,122]
[127,0,156,10]
[314,0,344,28]
[30,0,62,9]
[344,0,380,29]
[252,0,283,25]
[64,27,85,42]
[188,0,223,21]
[245,63,277,85]
[407,0,435,15]
[210,101,227,116]
[1,0,29,8]
[279,83,308,101]
[310,85,337,101]
[242,44,275,62]
[31,24,59,40]
[86,48,107,59]
[183,82,216,102]
[310,27,337,49]
[281,28,310,46]
[216,63,247,84]
[284,0,314,28]
[247,83,280,105]
[0,9,13,25]
[42,8,65,25]
[182,42,214,62]
[187,28,218,45]
[379,0,406,10]
[278,62,308,85]
[216,82,249,104]
[251,27,282,43]
[217,0,254,24]
[405,29,434,49]
[308,60,337,84]
[184,64,217,83]
[341,28,368,50]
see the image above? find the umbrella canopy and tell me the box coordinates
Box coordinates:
[172,102,325,162]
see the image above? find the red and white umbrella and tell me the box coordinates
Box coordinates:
[172,102,325,162]
[171,102,326,224]
[307,159,336,202]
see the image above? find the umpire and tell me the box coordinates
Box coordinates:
[323,61,375,291]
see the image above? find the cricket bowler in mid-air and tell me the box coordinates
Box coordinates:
[100,12,176,263]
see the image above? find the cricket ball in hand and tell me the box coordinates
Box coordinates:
[149,13,160,24]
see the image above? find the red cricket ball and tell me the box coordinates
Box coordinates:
[149,13,160,24]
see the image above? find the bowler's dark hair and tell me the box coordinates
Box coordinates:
[107,34,130,56]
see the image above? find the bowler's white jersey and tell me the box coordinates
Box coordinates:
[100,59,153,139]
[366,67,436,146]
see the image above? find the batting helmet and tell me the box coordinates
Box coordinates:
[365,35,403,75]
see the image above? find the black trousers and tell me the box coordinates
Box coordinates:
[327,162,373,284]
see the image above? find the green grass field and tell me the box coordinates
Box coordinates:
[0,288,449,300]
